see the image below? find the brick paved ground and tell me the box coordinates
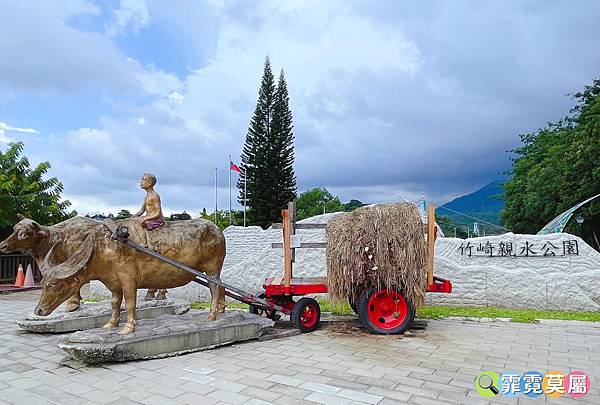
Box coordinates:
[0,292,598,404]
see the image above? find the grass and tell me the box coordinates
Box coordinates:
[417,306,600,323]
[190,300,353,314]
[191,300,600,323]
[320,301,600,323]
[319,300,353,315]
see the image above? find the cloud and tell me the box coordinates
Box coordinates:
[0,0,139,94]
[0,122,39,134]
[135,64,183,97]
[0,0,175,98]
[0,121,40,144]
[54,122,229,215]
[5,1,600,214]
[168,91,184,104]
[106,0,152,37]
[0,131,10,144]
[56,1,417,201]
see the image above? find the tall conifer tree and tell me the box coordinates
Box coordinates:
[271,70,297,209]
[238,58,297,228]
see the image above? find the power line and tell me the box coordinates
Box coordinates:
[392,192,410,203]
[391,191,510,233]
[434,218,462,228]
[437,205,511,232]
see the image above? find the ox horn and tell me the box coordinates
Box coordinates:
[28,220,41,232]
[49,233,95,280]
[17,213,26,221]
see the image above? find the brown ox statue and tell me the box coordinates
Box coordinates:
[0,215,226,334]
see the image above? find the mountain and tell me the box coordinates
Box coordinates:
[437,182,504,226]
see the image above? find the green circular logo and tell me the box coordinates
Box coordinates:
[475,371,500,397]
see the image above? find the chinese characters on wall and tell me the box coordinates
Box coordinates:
[458,240,579,258]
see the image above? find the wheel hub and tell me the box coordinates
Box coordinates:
[300,305,317,327]
[367,290,408,329]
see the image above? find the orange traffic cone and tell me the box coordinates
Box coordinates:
[24,264,35,287]
[14,264,25,287]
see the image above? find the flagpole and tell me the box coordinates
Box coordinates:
[214,167,218,224]
[228,155,232,225]
[243,169,247,227]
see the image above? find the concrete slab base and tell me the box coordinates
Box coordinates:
[258,327,301,342]
[18,299,190,333]
[58,310,275,364]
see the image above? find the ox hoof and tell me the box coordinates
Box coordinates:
[157,292,167,301]
[66,302,80,312]
[102,319,120,329]
[143,294,155,302]
[207,313,217,321]
[117,321,137,335]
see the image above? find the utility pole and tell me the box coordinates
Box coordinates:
[243,170,247,227]
[228,155,232,225]
[214,168,218,224]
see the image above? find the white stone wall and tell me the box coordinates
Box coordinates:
[91,213,600,311]
[428,233,600,311]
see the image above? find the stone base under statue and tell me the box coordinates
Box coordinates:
[18,299,190,333]
[59,310,274,364]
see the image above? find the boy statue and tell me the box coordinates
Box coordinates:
[133,173,165,242]
[133,173,167,300]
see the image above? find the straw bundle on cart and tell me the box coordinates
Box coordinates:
[325,202,428,309]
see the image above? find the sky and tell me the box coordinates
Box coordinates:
[1,0,599,216]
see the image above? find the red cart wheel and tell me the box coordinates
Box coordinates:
[291,297,321,333]
[357,289,414,335]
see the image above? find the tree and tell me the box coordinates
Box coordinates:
[116,209,132,219]
[435,215,469,238]
[200,208,244,230]
[0,142,76,238]
[502,79,600,247]
[238,57,297,228]
[238,57,275,228]
[296,188,344,220]
[270,71,297,212]
[344,199,365,212]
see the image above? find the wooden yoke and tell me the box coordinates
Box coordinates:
[426,204,436,286]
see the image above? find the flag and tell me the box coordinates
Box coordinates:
[230,162,242,173]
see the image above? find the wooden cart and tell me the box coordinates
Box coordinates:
[252,202,452,334]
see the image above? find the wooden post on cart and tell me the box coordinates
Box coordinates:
[282,202,295,289]
[427,204,435,286]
